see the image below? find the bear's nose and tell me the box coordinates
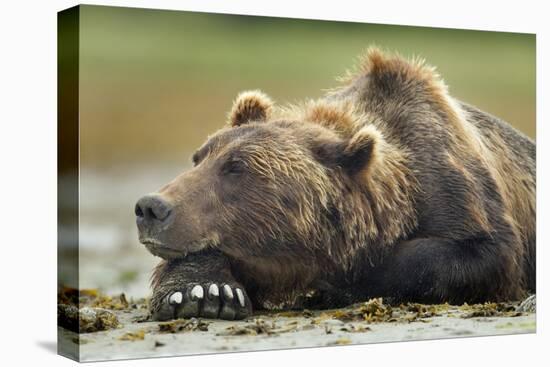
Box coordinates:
[135,194,173,225]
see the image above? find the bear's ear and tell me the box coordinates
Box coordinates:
[314,125,381,176]
[228,90,273,127]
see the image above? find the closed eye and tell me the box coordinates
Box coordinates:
[221,159,246,176]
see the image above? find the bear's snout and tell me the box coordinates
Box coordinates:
[135,194,174,237]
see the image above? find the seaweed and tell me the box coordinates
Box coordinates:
[118,330,146,341]
[58,304,120,333]
[217,318,301,336]
[89,293,130,310]
[157,318,210,333]
[459,302,522,318]
[58,285,146,311]
[318,298,393,323]
[217,318,277,336]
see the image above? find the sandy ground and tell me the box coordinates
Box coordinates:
[58,296,536,362]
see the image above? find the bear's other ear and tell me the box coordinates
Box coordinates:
[313,125,380,176]
[340,126,380,176]
[228,90,273,127]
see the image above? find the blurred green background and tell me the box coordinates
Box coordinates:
[79,5,535,169]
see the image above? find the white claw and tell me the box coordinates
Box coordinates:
[190,285,204,300]
[169,291,183,305]
[208,284,219,298]
[223,284,234,300]
[235,288,245,307]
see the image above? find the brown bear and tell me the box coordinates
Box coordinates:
[135,48,536,321]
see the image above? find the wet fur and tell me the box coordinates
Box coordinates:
[151,48,535,311]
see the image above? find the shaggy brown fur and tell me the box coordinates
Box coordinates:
[137,47,535,320]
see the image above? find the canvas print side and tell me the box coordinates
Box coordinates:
[57,5,80,362]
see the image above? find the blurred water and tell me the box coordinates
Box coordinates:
[76,164,190,297]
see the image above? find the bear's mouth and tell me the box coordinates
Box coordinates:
[139,235,219,260]
[140,237,187,259]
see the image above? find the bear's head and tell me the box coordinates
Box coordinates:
[135,90,415,270]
